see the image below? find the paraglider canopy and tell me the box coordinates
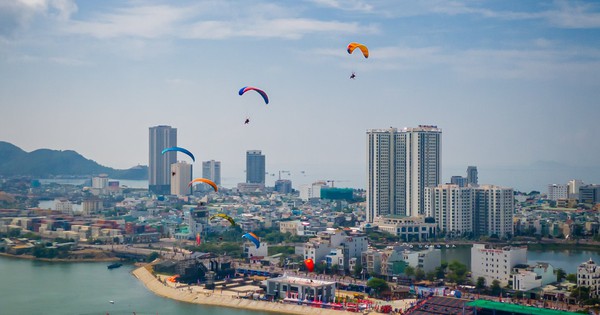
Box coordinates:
[161,147,195,162]
[239,86,269,104]
[189,178,218,192]
[242,232,261,248]
[304,258,315,272]
[347,42,369,58]
[209,213,236,226]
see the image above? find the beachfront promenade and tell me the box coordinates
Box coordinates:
[133,266,362,315]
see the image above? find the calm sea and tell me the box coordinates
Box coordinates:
[0,256,269,315]
[1,247,599,314]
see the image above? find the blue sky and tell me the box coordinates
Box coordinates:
[1,0,599,191]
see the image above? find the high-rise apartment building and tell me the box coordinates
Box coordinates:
[467,166,478,186]
[202,160,221,186]
[170,161,192,196]
[246,150,265,184]
[425,184,514,239]
[149,125,177,194]
[473,185,514,238]
[450,175,468,187]
[424,184,473,237]
[366,126,441,222]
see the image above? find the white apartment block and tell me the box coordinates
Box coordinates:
[513,263,557,291]
[471,243,527,287]
[473,185,514,238]
[424,184,473,235]
[402,247,442,273]
[170,161,192,196]
[578,259,600,298]
[568,179,584,199]
[547,184,569,201]
[299,182,326,201]
[92,174,109,190]
[366,126,441,222]
[54,199,73,215]
[244,241,268,258]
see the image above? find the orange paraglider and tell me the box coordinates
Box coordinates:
[188,178,218,192]
[304,258,315,272]
[347,42,369,58]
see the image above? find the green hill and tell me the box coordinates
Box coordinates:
[0,141,147,179]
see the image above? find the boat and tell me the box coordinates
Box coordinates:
[107,263,122,270]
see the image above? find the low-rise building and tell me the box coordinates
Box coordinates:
[266,276,336,302]
[512,263,557,291]
[471,243,527,287]
[373,216,436,242]
[578,258,600,298]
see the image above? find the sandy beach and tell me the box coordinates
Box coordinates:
[133,266,414,315]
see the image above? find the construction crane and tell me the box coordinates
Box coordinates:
[325,179,349,188]
[277,170,291,180]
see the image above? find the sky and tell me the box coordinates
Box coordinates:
[1,0,599,192]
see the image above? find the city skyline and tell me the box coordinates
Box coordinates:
[2,1,600,192]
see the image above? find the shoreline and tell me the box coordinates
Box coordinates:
[0,252,120,263]
[132,266,361,315]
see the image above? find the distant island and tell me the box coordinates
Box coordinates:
[0,141,147,180]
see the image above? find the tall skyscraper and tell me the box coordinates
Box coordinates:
[366,125,441,222]
[405,125,442,216]
[246,150,265,184]
[149,125,177,194]
[467,166,478,186]
[202,160,221,186]
[171,161,192,196]
[473,185,514,238]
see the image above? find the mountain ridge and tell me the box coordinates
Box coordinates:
[0,141,147,179]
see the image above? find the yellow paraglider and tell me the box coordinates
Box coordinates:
[188,178,218,192]
[347,42,369,58]
[209,213,236,226]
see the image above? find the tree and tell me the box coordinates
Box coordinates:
[353,262,363,278]
[555,268,566,282]
[490,280,501,296]
[426,271,436,281]
[566,273,577,283]
[446,261,468,284]
[404,265,415,278]
[571,286,590,303]
[415,268,426,281]
[476,277,486,290]
[367,277,389,298]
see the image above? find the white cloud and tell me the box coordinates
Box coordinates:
[544,0,600,28]
[0,0,76,38]
[57,2,376,40]
[307,0,373,12]
[65,5,188,39]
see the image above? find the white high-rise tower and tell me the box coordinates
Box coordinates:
[366,125,441,222]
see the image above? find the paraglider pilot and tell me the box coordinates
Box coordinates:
[350,72,356,79]
[244,118,250,124]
